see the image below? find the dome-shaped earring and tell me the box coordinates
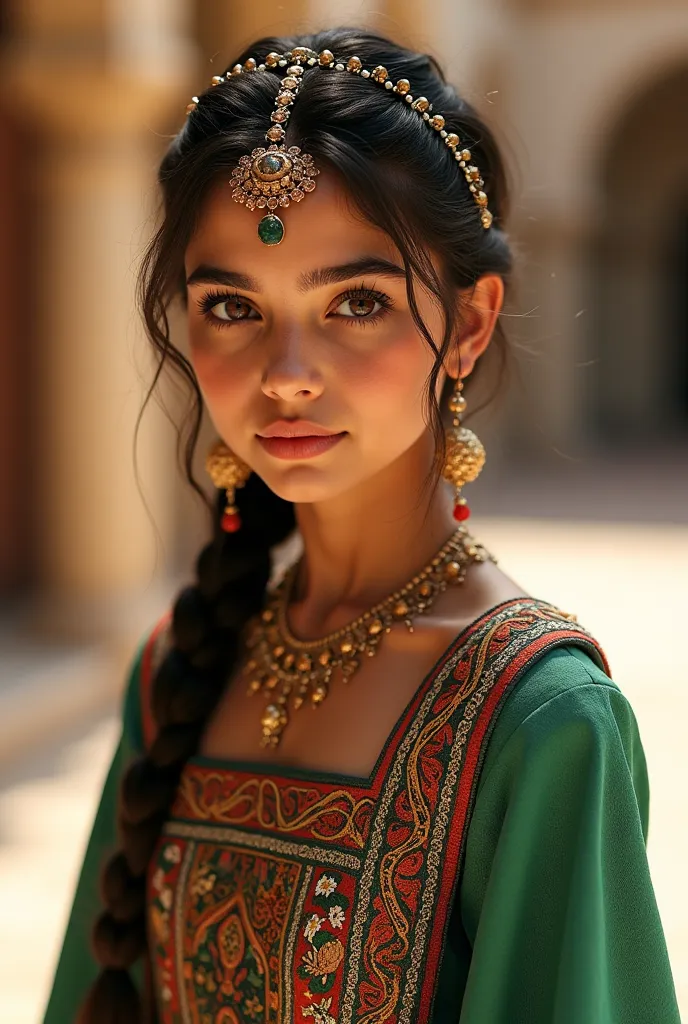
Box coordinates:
[205,439,252,532]
[442,378,485,521]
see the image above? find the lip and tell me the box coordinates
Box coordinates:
[257,433,347,460]
[258,419,341,438]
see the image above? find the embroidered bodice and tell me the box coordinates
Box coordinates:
[145,597,603,1024]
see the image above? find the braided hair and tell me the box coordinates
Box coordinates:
[79,475,295,1022]
[79,25,515,1023]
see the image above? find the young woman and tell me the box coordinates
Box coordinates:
[43,28,680,1024]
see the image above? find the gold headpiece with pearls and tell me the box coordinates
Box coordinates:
[186,46,494,245]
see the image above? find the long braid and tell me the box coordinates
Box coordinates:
[78,473,296,1023]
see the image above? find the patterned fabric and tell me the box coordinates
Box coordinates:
[142,598,610,1024]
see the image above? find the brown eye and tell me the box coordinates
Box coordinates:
[211,297,254,321]
[334,294,382,319]
[350,296,376,317]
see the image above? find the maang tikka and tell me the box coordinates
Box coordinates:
[228,51,318,247]
[187,46,494,245]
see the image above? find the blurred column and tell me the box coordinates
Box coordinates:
[374,0,508,87]
[1,0,196,642]
[195,0,310,68]
[308,1,376,33]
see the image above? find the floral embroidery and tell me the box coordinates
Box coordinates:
[297,870,349,1016]
[163,843,181,864]
[302,995,337,1023]
[315,875,338,897]
[300,940,345,982]
[328,906,345,929]
[189,862,216,898]
[147,838,185,1017]
[150,904,170,945]
[303,914,325,943]
[244,993,265,1019]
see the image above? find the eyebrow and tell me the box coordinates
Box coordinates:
[185,256,407,293]
[298,257,406,291]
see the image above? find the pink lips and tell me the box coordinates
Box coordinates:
[256,420,347,460]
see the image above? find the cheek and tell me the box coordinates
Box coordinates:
[346,331,433,444]
[188,340,252,418]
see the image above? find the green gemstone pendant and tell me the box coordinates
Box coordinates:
[258,214,284,245]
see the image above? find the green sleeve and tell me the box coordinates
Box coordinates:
[455,645,681,1024]
[42,637,147,1024]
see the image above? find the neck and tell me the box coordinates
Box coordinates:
[289,431,458,638]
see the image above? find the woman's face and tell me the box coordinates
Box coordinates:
[184,170,457,505]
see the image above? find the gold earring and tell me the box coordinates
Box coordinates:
[205,439,252,533]
[442,377,485,522]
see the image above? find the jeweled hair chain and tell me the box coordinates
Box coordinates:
[185,46,494,245]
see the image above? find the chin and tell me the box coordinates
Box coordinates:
[258,464,359,505]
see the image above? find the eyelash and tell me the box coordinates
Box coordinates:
[195,284,395,330]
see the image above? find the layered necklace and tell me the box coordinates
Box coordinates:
[241,525,496,748]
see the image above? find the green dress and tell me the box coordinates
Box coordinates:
[43,597,681,1024]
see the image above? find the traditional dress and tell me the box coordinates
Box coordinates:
[43,597,681,1023]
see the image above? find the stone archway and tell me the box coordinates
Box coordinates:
[663,199,688,425]
[588,60,688,445]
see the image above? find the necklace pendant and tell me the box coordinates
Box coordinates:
[260,701,288,748]
[341,658,359,678]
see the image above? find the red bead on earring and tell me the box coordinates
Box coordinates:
[221,507,242,532]
[206,439,252,534]
[453,498,471,521]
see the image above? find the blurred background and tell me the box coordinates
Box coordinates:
[0,0,686,1020]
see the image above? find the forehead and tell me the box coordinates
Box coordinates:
[185,169,401,280]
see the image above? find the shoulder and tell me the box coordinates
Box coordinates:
[440,593,643,796]
[478,638,644,799]
[490,640,622,745]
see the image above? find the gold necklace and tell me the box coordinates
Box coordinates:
[241,526,496,749]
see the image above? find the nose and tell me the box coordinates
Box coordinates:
[260,341,324,403]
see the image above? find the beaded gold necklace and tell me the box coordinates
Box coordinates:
[241,525,496,748]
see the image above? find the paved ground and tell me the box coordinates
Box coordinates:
[1,513,686,1023]
[0,714,120,1023]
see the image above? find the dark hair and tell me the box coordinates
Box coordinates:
[79,26,515,1023]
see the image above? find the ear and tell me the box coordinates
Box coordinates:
[445,273,505,380]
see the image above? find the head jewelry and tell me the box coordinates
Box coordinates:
[187,46,494,245]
